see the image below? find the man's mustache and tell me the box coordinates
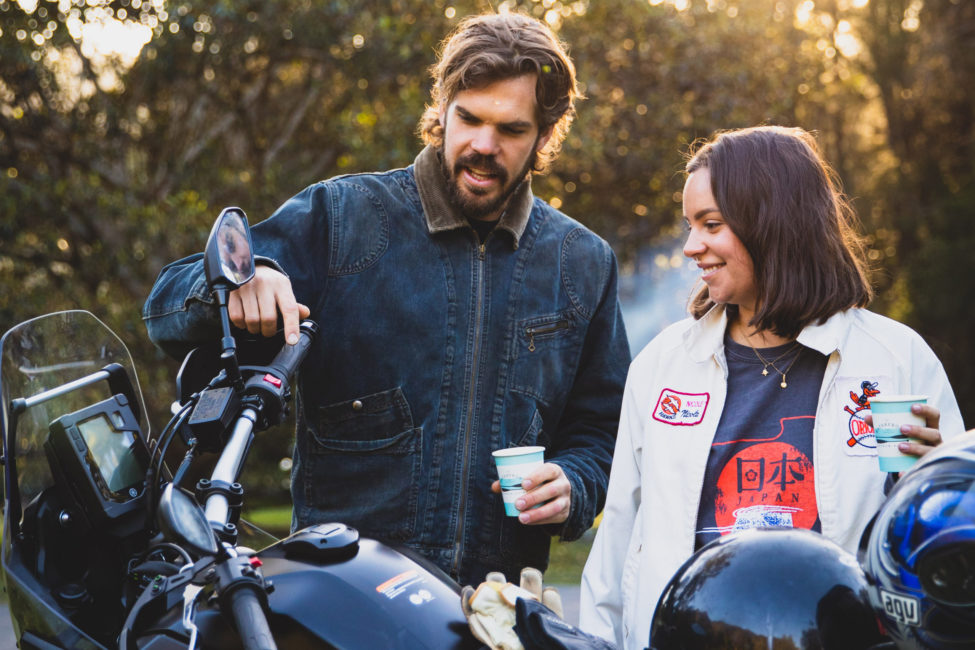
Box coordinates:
[454,153,507,182]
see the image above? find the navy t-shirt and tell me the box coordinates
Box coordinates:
[694,333,829,550]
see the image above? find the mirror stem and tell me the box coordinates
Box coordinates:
[213,287,243,390]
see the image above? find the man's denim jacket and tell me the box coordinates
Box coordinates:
[143,146,630,584]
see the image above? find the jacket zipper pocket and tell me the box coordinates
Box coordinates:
[526,319,569,352]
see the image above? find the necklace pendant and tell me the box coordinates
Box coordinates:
[762,368,769,376]
[780,380,788,389]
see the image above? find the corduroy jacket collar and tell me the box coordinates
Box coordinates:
[413,145,534,249]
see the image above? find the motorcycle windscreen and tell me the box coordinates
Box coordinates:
[0,310,150,533]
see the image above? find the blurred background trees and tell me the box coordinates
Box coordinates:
[2,0,973,503]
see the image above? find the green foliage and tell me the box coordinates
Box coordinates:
[2,0,975,502]
[551,0,827,264]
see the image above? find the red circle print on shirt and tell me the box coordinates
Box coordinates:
[713,441,817,534]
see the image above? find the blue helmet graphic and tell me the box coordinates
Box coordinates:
[861,430,975,648]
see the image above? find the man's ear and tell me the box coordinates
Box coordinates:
[535,126,554,153]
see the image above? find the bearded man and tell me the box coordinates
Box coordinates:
[144,11,630,585]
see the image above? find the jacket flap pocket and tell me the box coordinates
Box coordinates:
[315,386,415,449]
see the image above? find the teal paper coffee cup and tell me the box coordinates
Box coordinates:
[492,446,545,516]
[870,395,926,473]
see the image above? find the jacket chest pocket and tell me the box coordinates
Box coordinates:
[510,312,583,403]
[525,318,571,352]
[303,387,421,541]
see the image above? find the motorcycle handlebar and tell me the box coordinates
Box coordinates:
[241,320,317,426]
[267,320,318,383]
[205,321,317,522]
[228,586,277,650]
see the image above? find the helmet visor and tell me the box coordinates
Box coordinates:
[918,542,975,606]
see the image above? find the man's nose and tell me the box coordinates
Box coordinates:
[470,126,500,155]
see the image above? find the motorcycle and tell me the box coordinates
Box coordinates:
[0,208,478,649]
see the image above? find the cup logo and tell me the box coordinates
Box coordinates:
[493,447,544,517]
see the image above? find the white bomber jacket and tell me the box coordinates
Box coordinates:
[579,306,964,650]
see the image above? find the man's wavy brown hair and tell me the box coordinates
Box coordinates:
[418,11,579,174]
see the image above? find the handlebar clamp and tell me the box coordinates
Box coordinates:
[196,478,244,532]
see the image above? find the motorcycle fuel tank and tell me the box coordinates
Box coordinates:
[256,525,478,648]
[137,524,480,649]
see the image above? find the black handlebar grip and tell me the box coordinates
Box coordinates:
[228,587,277,650]
[266,320,318,383]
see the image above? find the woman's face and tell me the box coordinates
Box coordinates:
[682,168,758,314]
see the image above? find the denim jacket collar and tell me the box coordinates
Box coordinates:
[414,145,533,249]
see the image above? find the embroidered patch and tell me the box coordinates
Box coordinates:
[837,375,890,456]
[652,389,709,426]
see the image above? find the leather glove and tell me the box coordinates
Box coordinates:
[461,568,565,650]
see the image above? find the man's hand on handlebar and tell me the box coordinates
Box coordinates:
[228,266,310,344]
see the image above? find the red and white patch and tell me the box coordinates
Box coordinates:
[652,389,709,426]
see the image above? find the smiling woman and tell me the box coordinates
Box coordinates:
[580,125,966,650]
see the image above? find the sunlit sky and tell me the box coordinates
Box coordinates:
[17,0,154,64]
[13,0,890,65]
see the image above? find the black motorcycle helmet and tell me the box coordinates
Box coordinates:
[650,527,886,649]
[860,430,975,649]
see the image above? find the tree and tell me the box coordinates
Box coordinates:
[846,0,975,422]
[3,0,973,503]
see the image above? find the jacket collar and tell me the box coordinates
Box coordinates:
[413,145,533,249]
[684,304,850,361]
[795,309,851,356]
[684,306,729,363]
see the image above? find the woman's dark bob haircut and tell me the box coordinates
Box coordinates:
[686,125,872,339]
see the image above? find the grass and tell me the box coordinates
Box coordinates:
[243,504,292,538]
[243,504,596,585]
[545,529,595,585]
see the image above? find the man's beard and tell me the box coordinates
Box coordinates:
[440,147,536,221]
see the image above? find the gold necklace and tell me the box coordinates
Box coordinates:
[746,340,803,389]
[752,342,800,377]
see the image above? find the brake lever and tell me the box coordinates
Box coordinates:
[182,582,204,650]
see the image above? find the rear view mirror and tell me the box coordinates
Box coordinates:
[204,207,255,291]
